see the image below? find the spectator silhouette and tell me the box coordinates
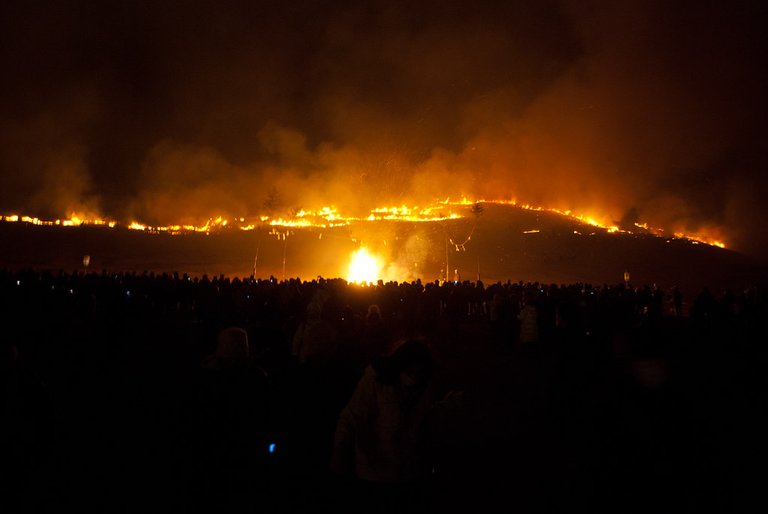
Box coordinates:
[672,286,683,316]
[2,342,54,512]
[292,289,338,365]
[193,327,270,513]
[518,289,540,345]
[360,304,390,363]
[331,340,448,514]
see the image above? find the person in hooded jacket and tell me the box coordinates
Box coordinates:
[330,340,461,514]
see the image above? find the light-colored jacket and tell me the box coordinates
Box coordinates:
[332,365,431,483]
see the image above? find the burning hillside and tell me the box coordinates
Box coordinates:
[1,198,726,246]
[1,199,760,296]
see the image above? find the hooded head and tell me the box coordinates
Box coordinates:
[375,339,433,393]
[205,327,250,369]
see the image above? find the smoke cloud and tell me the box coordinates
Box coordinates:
[0,0,765,258]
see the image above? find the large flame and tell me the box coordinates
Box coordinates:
[346,247,383,284]
[1,197,729,249]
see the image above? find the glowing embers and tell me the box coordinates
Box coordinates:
[367,205,461,222]
[267,206,349,229]
[347,247,383,285]
[674,232,726,249]
[1,213,116,227]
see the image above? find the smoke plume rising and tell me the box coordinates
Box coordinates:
[0,0,765,258]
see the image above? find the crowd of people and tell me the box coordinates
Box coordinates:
[2,268,766,513]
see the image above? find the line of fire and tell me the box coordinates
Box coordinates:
[1,197,727,285]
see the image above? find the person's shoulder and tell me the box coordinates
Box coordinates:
[355,364,387,392]
[361,364,378,382]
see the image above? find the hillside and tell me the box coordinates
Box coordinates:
[2,203,765,297]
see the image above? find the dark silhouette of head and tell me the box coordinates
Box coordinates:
[204,327,250,369]
[375,340,433,392]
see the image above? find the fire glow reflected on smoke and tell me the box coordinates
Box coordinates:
[347,247,383,284]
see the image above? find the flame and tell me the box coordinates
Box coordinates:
[2,212,116,227]
[2,196,730,249]
[347,247,383,284]
[674,232,725,249]
[62,215,82,226]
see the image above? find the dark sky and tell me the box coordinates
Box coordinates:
[1,0,766,258]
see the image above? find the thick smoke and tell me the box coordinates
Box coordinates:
[0,0,765,258]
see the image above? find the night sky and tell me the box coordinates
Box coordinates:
[1,0,766,259]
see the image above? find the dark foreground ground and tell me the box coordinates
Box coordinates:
[2,270,767,514]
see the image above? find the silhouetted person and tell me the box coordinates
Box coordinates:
[194,327,270,513]
[2,342,54,513]
[292,289,338,365]
[518,290,540,345]
[330,340,438,514]
[672,287,683,316]
[360,304,390,363]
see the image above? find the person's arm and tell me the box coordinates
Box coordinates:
[330,367,376,474]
